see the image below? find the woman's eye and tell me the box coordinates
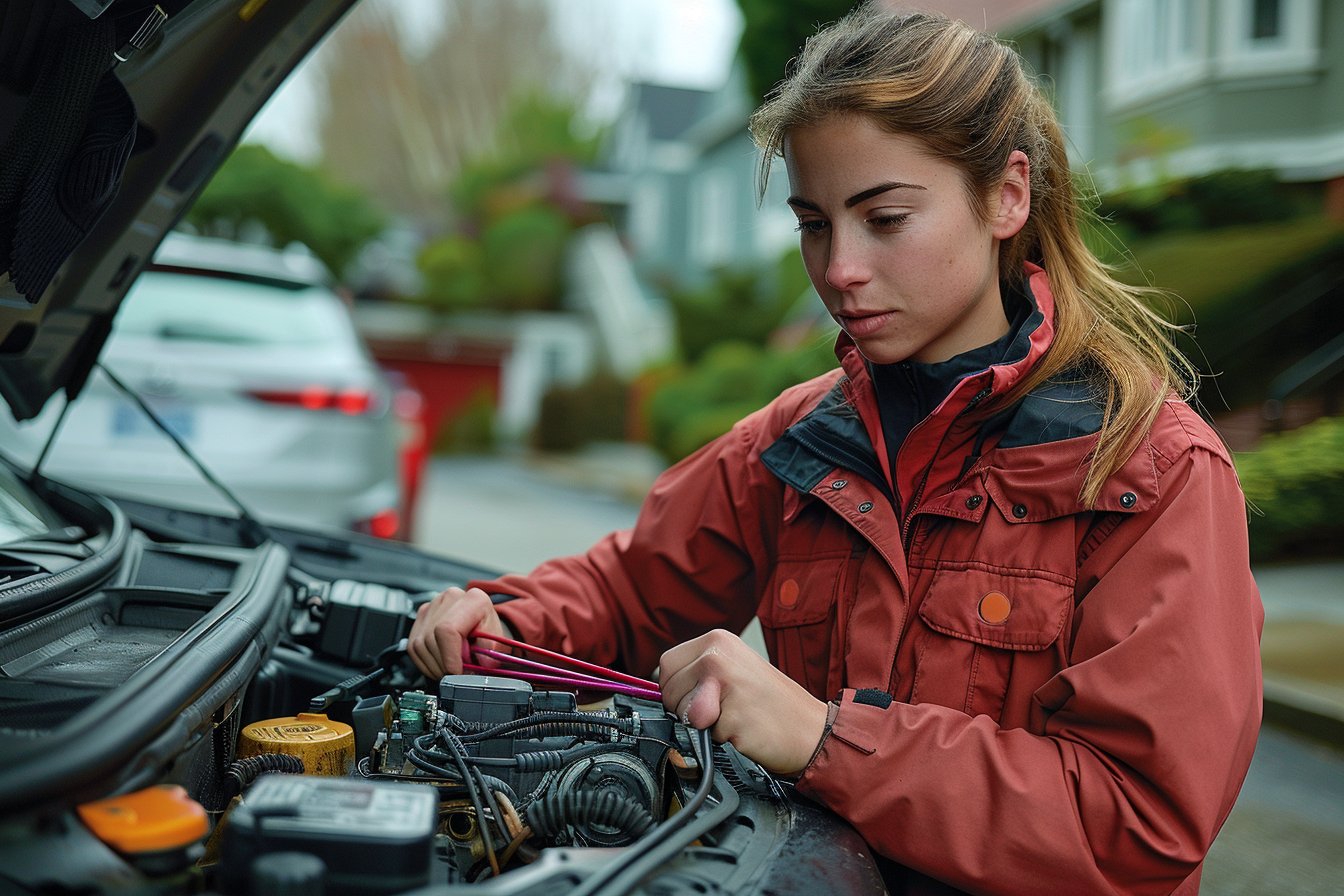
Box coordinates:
[869,213,910,231]
[794,219,827,235]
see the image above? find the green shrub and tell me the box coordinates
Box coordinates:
[1184,169,1303,228]
[533,372,629,453]
[1099,168,1313,238]
[1234,416,1344,561]
[436,388,498,454]
[645,338,837,462]
[187,144,386,280]
[666,247,811,363]
[481,205,572,311]
[416,235,486,310]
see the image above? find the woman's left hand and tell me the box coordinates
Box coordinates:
[659,629,829,776]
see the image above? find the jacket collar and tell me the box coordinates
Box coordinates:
[762,265,1131,517]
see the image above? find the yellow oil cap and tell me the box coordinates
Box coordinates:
[76,784,209,855]
[237,712,355,776]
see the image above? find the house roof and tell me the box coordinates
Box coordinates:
[882,0,1075,33]
[628,83,710,143]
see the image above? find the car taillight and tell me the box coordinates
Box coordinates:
[247,386,377,415]
[358,508,401,540]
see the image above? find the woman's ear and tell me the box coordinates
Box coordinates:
[991,150,1031,240]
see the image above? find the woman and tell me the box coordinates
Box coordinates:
[409,5,1263,893]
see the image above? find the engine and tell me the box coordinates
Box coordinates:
[214,674,696,892]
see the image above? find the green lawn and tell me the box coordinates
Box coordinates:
[1113,216,1344,319]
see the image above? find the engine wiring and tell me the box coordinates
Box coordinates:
[280,634,749,889]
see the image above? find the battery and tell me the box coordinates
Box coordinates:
[219,774,437,896]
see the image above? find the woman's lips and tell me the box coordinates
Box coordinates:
[836,309,898,338]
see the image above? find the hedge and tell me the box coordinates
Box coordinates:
[1234,416,1344,562]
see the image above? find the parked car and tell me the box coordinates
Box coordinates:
[0,2,885,895]
[0,231,409,539]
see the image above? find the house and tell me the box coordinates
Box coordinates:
[914,0,1343,211]
[597,67,798,291]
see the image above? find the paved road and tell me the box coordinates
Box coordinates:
[414,454,1344,893]
[413,454,643,574]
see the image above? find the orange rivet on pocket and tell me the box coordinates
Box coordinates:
[978,591,1011,624]
[779,578,800,608]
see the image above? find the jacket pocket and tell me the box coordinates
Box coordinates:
[910,561,1073,723]
[757,554,848,699]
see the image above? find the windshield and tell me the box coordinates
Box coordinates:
[0,462,72,545]
[113,271,358,348]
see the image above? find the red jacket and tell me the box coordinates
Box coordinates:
[475,266,1263,895]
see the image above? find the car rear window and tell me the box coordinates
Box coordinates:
[113,271,357,347]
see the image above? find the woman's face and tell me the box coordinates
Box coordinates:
[783,114,1029,365]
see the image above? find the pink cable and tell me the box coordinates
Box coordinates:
[471,646,617,689]
[461,662,661,701]
[469,629,660,692]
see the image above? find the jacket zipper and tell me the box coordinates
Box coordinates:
[900,386,992,552]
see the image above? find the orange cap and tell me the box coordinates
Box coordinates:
[77,784,209,854]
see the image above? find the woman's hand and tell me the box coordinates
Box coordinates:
[659,629,829,776]
[407,586,512,680]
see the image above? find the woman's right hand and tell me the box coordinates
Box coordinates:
[407,586,512,680]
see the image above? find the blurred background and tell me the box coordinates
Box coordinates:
[215,0,1342,570]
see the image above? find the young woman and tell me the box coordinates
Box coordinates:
[409,5,1263,893]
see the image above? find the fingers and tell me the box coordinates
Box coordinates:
[675,679,723,731]
[407,586,501,680]
[658,629,739,731]
[658,629,829,775]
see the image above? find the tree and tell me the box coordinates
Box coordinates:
[734,0,858,103]
[313,0,599,227]
[185,144,386,279]
[415,91,605,312]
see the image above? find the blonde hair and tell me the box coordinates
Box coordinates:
[749,3,1198,507]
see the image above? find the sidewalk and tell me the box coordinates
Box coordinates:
[524,444,1344,750]
[1256,561,1344,748]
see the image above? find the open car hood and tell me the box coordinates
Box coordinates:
[0,0,357,422]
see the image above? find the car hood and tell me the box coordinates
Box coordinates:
[0,0,358,422]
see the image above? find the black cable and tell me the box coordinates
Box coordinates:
[469,763,509,876]
[307,665,388,713]
[225,754,305,796]
[420,740,613,774]
[404,747,459,779]
[434,728,500,876]
[457,711,635,742]
[567,727,737,896]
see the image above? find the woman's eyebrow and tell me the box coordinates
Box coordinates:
[787,181,927,212]
[844,181,926,207]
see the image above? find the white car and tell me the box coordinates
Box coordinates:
[0,232,406,538]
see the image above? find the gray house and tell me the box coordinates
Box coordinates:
[598,66,797,290]
[599,0,1342,294]
[924,0,1343,209]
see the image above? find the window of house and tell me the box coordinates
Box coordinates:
[1217,0,1318,77]
[1105,0,1208,107]
[691,166,733,268]
[631,180,664,258]
[1252,0,1282,39]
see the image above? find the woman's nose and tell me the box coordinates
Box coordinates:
[824,233,870,291]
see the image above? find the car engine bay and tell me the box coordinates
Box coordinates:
[0,487,885,896]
